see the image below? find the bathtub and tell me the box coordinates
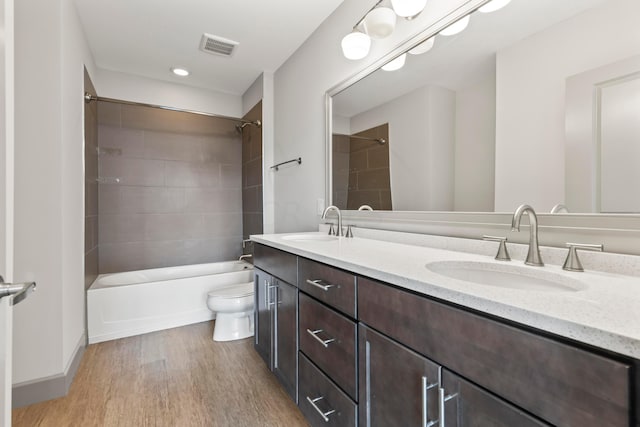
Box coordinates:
[87,261,254,344]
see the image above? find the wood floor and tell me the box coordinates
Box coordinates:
[12,321,310,427]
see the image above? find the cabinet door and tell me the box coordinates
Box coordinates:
[254,268,274,369]
[274,280,298,402]
[440,369,551,427]
[359,325,440,427]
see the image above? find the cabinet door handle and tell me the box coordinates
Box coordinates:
[306,396,336,422]
[306,279,335,291]
[306,329,336,348]
[267,283,277,307]
[438,387,458,427]
[422,376,439,427]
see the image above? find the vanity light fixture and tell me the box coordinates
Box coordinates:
[408,37,434,55]
[390,0,428,19]
[479,0,511,13]
[439,14,470,36]
[341,31,372,60]
[362,6,397,39]
[341,0,427,60]
[382,53,407,71]
[171,67,190,77]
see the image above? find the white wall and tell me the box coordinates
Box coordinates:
[272,0,481,232]
[454,75,495,212]
[494,0,640,212]
[242,74,263,117]
[350,86,455,211]
[95,69,242,118]
[13,0,97,385]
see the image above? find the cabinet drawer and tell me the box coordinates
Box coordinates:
[358,277,631,427]
[299,293,357,400]
[299,353,357,427]
[298,257,356,317]
[254,243,297,285]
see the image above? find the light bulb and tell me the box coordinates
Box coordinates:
[171,67,190,77]
[439,15,470,36]
[341,31,371,60]
[382,54,406,71]
[479,0,511,13]
[390,0,428,19]
[362,7,396,39]
[409,38,434,55]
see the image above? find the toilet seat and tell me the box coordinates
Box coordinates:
[207,282,253,299]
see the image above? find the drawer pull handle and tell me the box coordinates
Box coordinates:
[306,329,336,348]
[422,376,439,427]
[306,279,335,291]
[306,396,336,422]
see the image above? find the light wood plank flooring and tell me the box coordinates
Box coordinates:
[13,321,309,427]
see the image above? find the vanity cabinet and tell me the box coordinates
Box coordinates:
[253,241,637,427]
[360,325,550,427]
[253,245,298,402]
[358,276,631,427]
[297,257,358,427]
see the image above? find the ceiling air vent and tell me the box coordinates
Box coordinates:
[200,33,239,57]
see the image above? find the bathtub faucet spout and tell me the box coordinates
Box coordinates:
[239,254,253,262]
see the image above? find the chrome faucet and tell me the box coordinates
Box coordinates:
[322,205,343,237]
[511,204,544,266]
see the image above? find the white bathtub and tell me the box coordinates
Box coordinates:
[87,261,254,344]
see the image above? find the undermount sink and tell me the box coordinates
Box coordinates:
[425,261,586,292]
[281,233,338,242]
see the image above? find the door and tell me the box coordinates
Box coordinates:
[273,280,297,402]
[439,369,551,427]
[359,324,440,427]
[254,268,274,369]
[0,0,14,423]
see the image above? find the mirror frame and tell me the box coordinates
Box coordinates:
[325,0,640,256]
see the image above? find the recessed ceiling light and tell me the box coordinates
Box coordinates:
[171,67,190,77]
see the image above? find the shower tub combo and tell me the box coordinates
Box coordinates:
[87,261,254,344]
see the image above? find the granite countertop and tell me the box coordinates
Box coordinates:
[252,232,640,359]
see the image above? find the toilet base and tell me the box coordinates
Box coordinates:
[212,311,254,342]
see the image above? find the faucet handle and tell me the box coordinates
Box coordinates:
[345,225,354,238]
[563,243,603,272]
[326,223,336,236]
[482,235,511,261]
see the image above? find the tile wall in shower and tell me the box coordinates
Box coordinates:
[84,69,99,288]
[241,100,263,247]
[97,102,243,273]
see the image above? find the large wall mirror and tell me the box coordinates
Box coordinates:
[328,0,640,215]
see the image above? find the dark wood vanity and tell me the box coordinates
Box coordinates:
[253,242,638,427]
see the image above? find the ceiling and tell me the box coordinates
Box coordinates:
[74,0,345,96]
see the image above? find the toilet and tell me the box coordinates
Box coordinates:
[206,282,255,342]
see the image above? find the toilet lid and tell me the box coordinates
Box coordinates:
[208,282,254,299]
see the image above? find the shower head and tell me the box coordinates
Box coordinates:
[235,120,262,133]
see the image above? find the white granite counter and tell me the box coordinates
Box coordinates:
[252,232,640,359]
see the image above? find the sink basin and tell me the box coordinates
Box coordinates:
[281,234,338,242]
[425,261,586,292]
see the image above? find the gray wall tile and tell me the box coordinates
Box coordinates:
[97,103,243,273]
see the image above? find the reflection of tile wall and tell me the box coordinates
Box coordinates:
[241,101,263,251]
[332,134,351,210]
[84,69,99,289]
[97,102,243,273]
[347,123,392,210]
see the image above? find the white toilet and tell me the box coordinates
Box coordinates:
[206,282,255,342]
